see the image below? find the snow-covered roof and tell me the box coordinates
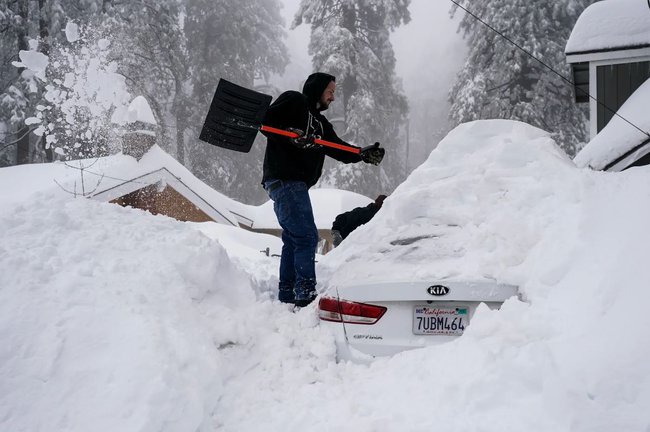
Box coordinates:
[0,145,239,226]
[565,0,650,56]
[87,145,239,225]
[574,78,650,171]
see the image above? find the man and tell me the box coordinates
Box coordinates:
[331,194,387,247]
[261,72,385,307]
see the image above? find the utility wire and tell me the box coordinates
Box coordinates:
[449,0,650,139]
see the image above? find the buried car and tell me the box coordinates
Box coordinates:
[316,120,579,361]
[318,280,518,359]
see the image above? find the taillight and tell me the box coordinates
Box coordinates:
[318,296,387,325]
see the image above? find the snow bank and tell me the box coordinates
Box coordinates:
[0,195,257,431]
[0,189,335,432]
[3,119,650,431]
[321,120,580,286]
[217,120,650,431]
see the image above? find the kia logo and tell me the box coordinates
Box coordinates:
[427,285,449,296]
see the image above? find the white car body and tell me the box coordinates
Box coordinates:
[318,280,518,361]
[315,120,565,362]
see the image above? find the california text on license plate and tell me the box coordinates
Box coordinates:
[413,305,469,335]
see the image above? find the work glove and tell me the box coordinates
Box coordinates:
[360,142,385,165]
[287,128,318,149]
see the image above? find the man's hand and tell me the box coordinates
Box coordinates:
[331,229,343,247]
[360,142,385,165]
[287,128,318,149]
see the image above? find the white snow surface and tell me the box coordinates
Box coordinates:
[12,50,49,80]
[2,119,650,431]
[574,78,650,170]
[565,0,650,54]
[65,22,81,43]
[322,120,579,286]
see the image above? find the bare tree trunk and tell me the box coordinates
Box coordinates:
[16,0,30,165]
[176,114,185,164]
[340,3,358,133]
[174,80,185,163]
[38,0,49,48]
[38,0,53,162]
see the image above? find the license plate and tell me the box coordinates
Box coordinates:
[413,305,469,335]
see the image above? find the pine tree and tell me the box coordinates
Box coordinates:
[449,0,596,156]
[182,0,287,203]
[103,0,187,161]
[0,0,32,166]
[0,0,108,166]
[294,0,410,196]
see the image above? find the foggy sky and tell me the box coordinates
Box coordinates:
[273,0,467,105]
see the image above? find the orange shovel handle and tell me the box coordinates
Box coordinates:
[260,125,361,154]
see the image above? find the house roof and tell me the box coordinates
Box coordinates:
[565,0,650,56]
[88,145,373,230]
[574,78,650,171]
[89,145,239,226]
[1,143,375,229]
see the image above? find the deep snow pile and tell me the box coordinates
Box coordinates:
[0,194,248,431]
[321,120,581,287]
[2,120,650,431]
[0,193,333,432]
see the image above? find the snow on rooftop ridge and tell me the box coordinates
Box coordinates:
[574,78,650,170]
[566,0,650,55]
[126,96,157,125]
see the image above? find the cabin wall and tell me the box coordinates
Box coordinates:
[596,60,650,132]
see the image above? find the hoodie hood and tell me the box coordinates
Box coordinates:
[302,72,335,111]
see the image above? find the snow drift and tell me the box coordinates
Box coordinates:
[2,120,650,431]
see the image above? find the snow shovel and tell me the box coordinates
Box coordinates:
[199,79,361,154]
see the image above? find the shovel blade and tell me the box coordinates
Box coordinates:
[199,79,272,153]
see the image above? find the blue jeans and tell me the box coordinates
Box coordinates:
[264,180,319,303]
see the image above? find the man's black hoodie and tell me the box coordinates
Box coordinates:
[261,72,361,187]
